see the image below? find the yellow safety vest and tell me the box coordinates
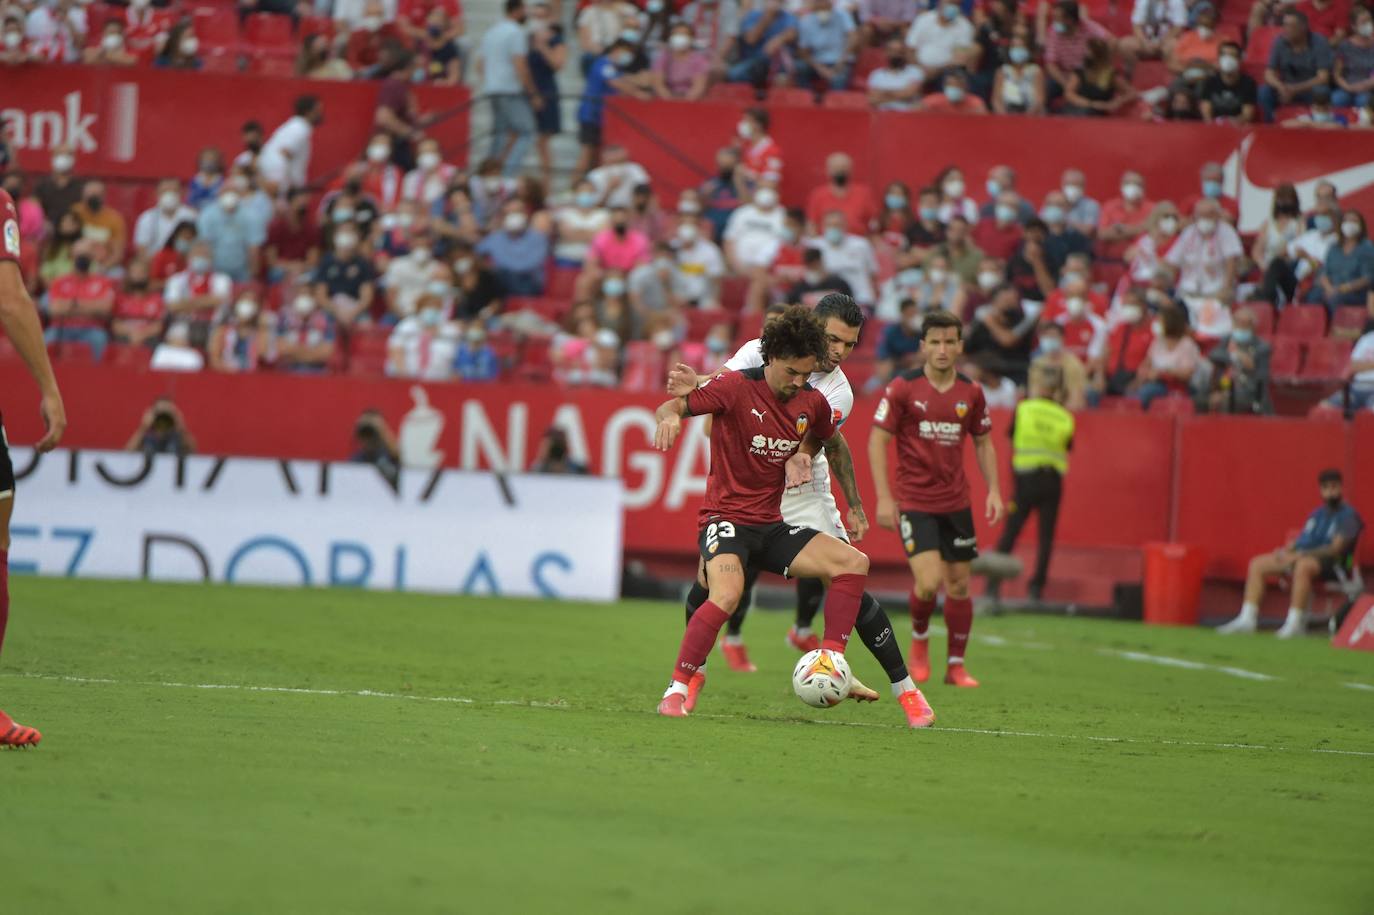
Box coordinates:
[1011,398,1075,474]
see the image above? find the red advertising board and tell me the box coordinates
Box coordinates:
[2,64,471,183]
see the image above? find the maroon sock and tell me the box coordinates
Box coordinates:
[672,600,729,684]
[820,573,866,653]
[0,549,8,658]
[909,592,936,638]
[945,596,973,663]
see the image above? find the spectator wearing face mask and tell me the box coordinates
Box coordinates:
[1260,10,1333,123]
[869,39,926,111]
[554,180,611,268]
[186,148,224,211]
[978,165,1036,225]
[1207,306,1273,414]
[1029,322,1088,409]
[787,246,854,302]
[974,192,1026,261]
[402,139,458,209]
[1121,0,1187,71]
[387,293,458,379]
[25,0,86,63]
[905,0,975,81]
[934,214,984,285]
[1,15,34,64]
[1166,198,1242,311]
[154,21,202,70]
[1098,171,1155,261]
[733,108,785,190]
[724,184,788,311]
[698,147,747,242]
[669,220,726,308]
[586,145,652,211]
[324,173,382,248]
[44,241,114,361]
[258,95,324,195]
[904,186,947,261]
[652,22,711,100]
[809,210,879,306]
[1252,184,1304,306]
[134,181,196,259]
[870,298,926,390]
[795,0,857,92]
[924,68,989,112]
[383,231,441,320]
[806,153,876,237]
[207,292,270,373]
[71,180,126,267]
[1333,7,1374,107]
[1282,83,1351,125]
[1089,288,1155,400]
[479,204,550,296]
[110,257,165,348]
[345,0,404,70]
[455,324,501,381]
[150,321,205,373]
[312,222,378,326]
[967,283,1036,384]
[1179,162,1240,224]
[1042,254,1107,319]
[273,291,339,373]
[1123,201,1181,290]
[933,166,979,225]
[577,37,650,177]
[1134,304,1203,408]
[35,146,83,229]
[1165,2,1221,73]
[450,244,505,321]
[1058,169,1099,239]
[968,257,1008,307]
[1312,209,1374,308]
[581,204,650,297]
[1199,41,1258,123]
[83,18,137,65]
[1042,0,1113,101]
[196,183,263,283]
[150,221,196,292]
[914,253,968,315]
[163,239,231,344]
[576,0,635,76]
[1290,201,1341,289]
[993,32,1046,115]
[1049,276,1108,363]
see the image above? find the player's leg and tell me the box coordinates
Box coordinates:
[1219,551,1287,633]
[782,489,842,653]
[1029,471,1063,601]
[901,512,946,683]
[1277,556,1320,639]
[852,592,936,727]
[0,485,39,749]
[720,566,758,673]
[660,552,748,716]
[939,510,981,688]
[777,531,869,654]
[787,578,825,652]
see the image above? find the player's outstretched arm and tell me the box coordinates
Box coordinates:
[973,433,1004,525]
[653,396,690,452]
[868,426,898,531]
[665,362,728,398]
[822,433,869,542]
[0,261,65,452]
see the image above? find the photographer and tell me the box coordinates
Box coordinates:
[530,426,587,475]
[125,398,197,457]
[350,409,400,488]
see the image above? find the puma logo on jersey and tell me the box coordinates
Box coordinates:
[751,408,767,422]
[912,400,928,412]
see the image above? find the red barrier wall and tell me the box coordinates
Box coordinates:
[2,362,1366,573]
[606,99,1374,233]
[3,64,471,182]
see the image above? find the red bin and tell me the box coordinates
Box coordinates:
[1142,542,1208,626]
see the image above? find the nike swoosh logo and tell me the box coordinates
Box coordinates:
[1230,134,1374,233]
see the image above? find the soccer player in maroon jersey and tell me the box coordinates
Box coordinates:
[868,309,1004,688]
[652,306,936,726]
[0,188,67,747]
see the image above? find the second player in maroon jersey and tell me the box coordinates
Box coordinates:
[869,309,1003,690]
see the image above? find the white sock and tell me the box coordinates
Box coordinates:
[912,630,929,642]
[948,655,964,666]
[724,634,744,646]
[891,676,916,697]
[794,626,813,638]
[664,680,689,699]
[1238,602,1258,622]
[1285,607,1304,625]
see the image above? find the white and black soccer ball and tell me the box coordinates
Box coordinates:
[792,649,852,708]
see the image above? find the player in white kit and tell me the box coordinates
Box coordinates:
[669,297,920,711]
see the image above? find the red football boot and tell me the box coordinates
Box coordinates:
[0,709,41,748]
[897,689,936,728]
[720,639,757,672]
[684,671,707,712]
[908,638,931,683]
[945,663,980,688]
[657,692,689,717]
[785,627,821,653]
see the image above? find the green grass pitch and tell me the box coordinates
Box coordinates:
[2,577,1372,914]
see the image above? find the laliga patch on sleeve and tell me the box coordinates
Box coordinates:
[2,219,18,257]
[874,397,889,422]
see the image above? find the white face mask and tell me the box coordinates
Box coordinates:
[160,190,181,212]
[367,144,391,163]
[2,31,21,49]
[418,151,442,171]
[1218,54,1239,73]
[412,246,431,263]
[1062,184,1083,203]
[1122,182,1143,202]
[1151,320,1164,337]
[1159,216,1179,235]
[977,271,1001,291]
[180,36,199,55]
[294,294,315,315]
[677,222,699,242]
[1196,218,1217,236]
[669,33,691,51]
[652,329,676,349]
[1359,20,1373,37]
[1120,304,1144,324]
[101,32,123,51]
[928,268,948,285]
[754,188,778,209]
[1343,221,1362,238]
[53,153,74,173]
[1065,296,1086,317]
[737,120,754,139]
[335,232,358,250]
[455,257,474,273]
[218,191,240,211]
[234,298,257,321]
[943,179,965,198]
[504,212,527,233]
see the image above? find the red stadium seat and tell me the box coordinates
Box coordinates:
[1091,260,1126,291]
[1098,396,1142,412]
[545,266,577,303]
[243,12,293,47]
[707,83,760,104]
[200,51,241,73]
[719,275,750,312]
[299,15,334,40]
[852,46,887,86]
[1150,395,1195,416]
[249,54,296,77]
[1130,60,1171,91]
[684,308,733,341]
[619,340,664,392]
[190,7,240,50]
[1269,336,1304,379]
[1276,304,1327,339]
[824,91,870,110]
[507,296,567,322]
[347,327,390,376]
[769,87,817,106]
[1331,306,1368,338]
[1245,26,1282,73]
[1300,338,1353,380]
[106,343,153,370]
[1238,301,1275,337]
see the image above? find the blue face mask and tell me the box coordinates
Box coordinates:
[1041,205,1064,224]
[941,3,959,20]
[1009,46,1030,64]
[985,179,1001,198]
[603,278,627,297]
[1202,179,1223,198]
[824,226,845,245]
[945,85,966,103]
[919,206,939,221]
[1052,20,1068,33]
[885,193,907,210]
[1315,214,1335,233]
[1231,328,1253,344]
[575,191,598,209]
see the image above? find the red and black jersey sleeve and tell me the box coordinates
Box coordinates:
[686,368,741,416]
[872,376,906,434]
[0,189,20,266]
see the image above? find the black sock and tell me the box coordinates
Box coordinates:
[854,592,908,685]
[795,578,825,629]
[725,586,752,636]
[685,580,708,626]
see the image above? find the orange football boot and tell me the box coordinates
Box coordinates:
[847,675,880,702]
[897,689,937,728]
[684,671,707,712]
[786,627,821,653]
[908,638,931,683]
[720,640,757,672]
[945,664,980,688]
[657,692,689,717]
[0,709,41,748]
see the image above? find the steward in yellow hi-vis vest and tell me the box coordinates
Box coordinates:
[993,368,1074,601]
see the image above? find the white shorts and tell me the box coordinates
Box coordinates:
[781,487,848,543]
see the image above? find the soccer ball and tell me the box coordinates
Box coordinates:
[792,649,852,708]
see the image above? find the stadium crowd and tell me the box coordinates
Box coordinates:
[3,0,1374,415]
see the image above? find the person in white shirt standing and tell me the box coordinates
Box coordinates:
[258,95,324,195]
[724,183,788,311]
[810,209,878,307]
[134,180,197,258]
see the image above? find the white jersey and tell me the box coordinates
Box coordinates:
[723,339,854,495]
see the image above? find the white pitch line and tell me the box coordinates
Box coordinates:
[5,671,1372,758]
[1102,649,1278,682]
[1345,682,1374,693]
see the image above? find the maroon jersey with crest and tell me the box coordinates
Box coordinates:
[873,369,991,513]
[686,366,836,526]
[0,189,20,267]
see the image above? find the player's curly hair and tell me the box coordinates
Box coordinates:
[759,304,827,365]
